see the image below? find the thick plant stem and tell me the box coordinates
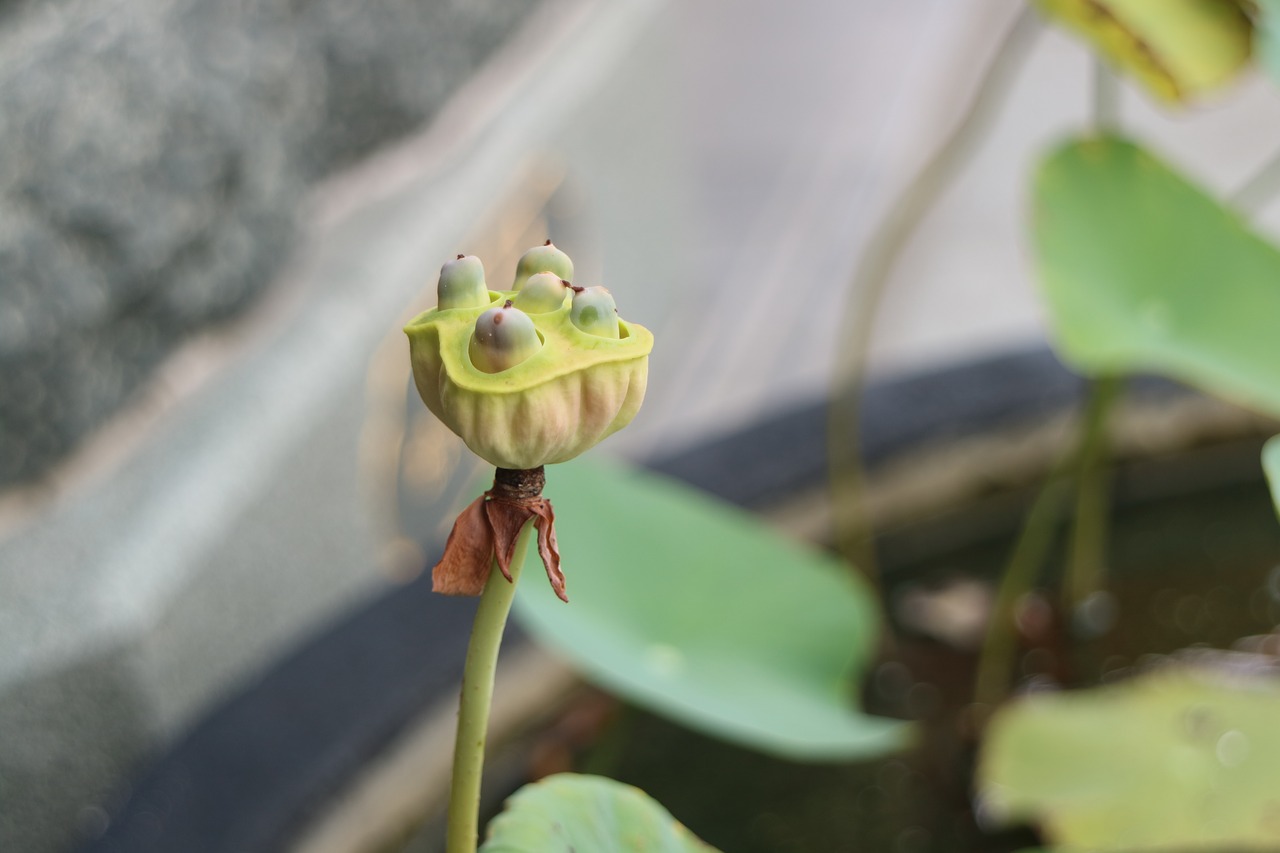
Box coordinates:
[827,8,1041,580]
[1230,144,1280,213]
[1064,376,1120,613]
[446,521,535,853]
[972,450,1073,710]
[1091,58,1119,134]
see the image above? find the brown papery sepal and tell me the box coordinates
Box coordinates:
[431,467,567,603]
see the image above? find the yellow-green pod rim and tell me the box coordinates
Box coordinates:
[1036,0,1252,103]
[404,290,653,469]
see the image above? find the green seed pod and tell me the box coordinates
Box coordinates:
[405,276,651,469]
[512,240,574,291]
[437,254,490,310]
[1035,0,1250,103]
[469,301,542,374]
[512,272,571,314]
[570,286,619,339]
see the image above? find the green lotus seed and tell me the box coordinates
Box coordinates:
[469,301,542,373]
[570,286,619,339]
[512,240,574,291]
[512,272,571,314]
[437,254,489,310]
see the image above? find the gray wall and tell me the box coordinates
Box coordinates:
[0,0,538,487]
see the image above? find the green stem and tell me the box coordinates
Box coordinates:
[1230,144,1280,214]
[972,449,1073,710]
[1063,376,1120,613]
[446,521,535,853]
[827,8,1041,581]
[972,55,1122,711]
[1091,57,1119,134]
[973,376,1121,708]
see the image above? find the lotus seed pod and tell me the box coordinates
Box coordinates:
[405,254,652,470]
[469,301,542,374]
[437,254,490,310]
[512,272,571,314]
[512,240,574,290]
[1035,0,1250,103]
[570,286,619,339]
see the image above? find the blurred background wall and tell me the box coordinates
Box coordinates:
[0,0,546,848]
[0,0,535,488]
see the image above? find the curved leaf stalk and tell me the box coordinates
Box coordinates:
[827,7,1042,580]
[447,521,535,853]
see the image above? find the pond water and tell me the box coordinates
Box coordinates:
[559,448,1280,853]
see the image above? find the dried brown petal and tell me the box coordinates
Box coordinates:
[432,496,494,596]
[532,501,567,603]
[431,471,569,602]
[485,498,537,582]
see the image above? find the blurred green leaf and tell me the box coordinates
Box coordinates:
[1033,137,1280,417]
[515,458,911,761]
[977,665,1280,850]
[1265,436,1280,519]
[972,666,1280,850]
[481,773,719,853]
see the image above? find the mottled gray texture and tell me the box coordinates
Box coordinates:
[0,653,154,853]
[0,0,537,486]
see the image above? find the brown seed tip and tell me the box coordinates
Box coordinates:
[543,239,552,246]
[456,254,465,260]
[503,299,513,308]
[571,285,585,293]
[560,279,572,287]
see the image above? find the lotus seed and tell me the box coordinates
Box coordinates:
[469,301,542,373]
[571,286,620,339]
[437,254,489,310]
[512,272,571,314]
[512,240,574,291]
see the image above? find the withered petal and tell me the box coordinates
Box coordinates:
[485,498,537,583]
[533,500,567,603]
[432,495,494,596]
